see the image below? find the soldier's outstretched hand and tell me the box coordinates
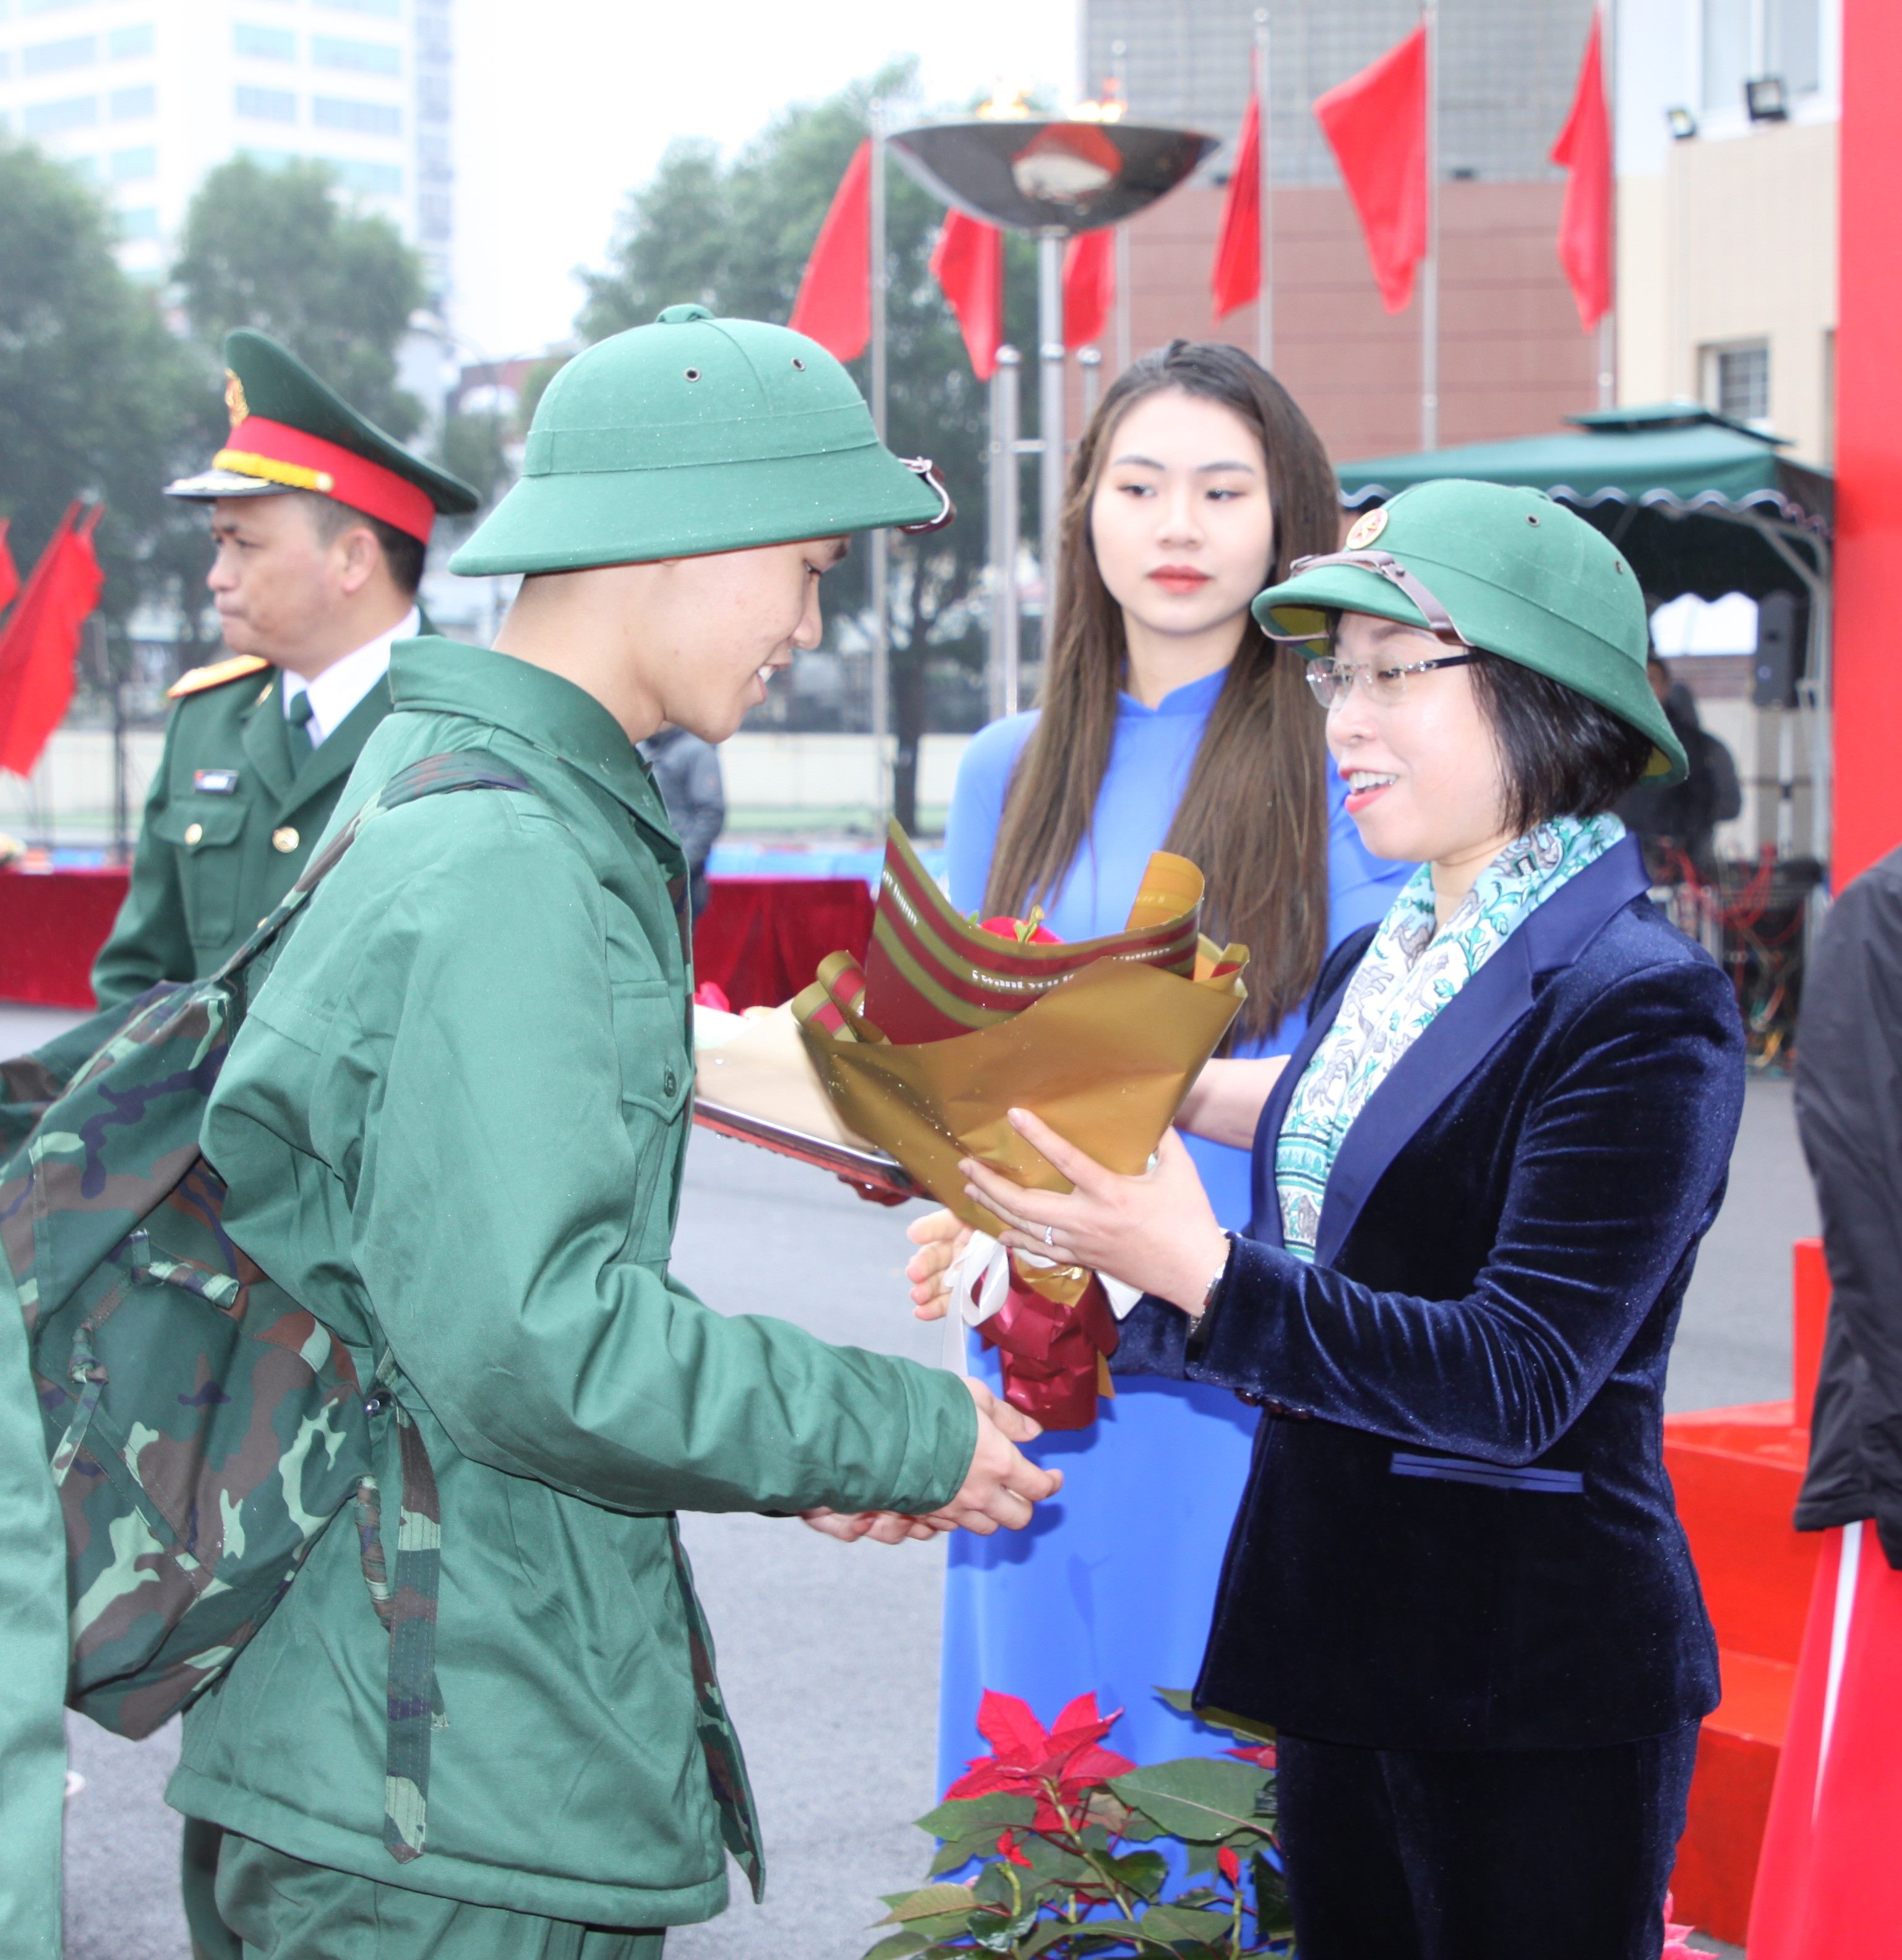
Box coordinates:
[921,1378,1061,1536]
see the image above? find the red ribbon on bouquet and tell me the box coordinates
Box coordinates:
[972,1263,1121,1431]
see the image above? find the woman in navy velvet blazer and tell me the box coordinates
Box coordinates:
[934,482,1747,1960]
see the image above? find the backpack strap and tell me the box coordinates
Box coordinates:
[212,752,533,989]
[220,753,529,1865]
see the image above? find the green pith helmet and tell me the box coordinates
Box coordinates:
[166,329,478,541]
[450,304,949,576]
[1255,479,1685,783]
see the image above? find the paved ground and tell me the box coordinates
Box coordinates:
[11,998,1794,1959]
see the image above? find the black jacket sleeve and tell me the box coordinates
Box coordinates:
[1794,851,1902,1566]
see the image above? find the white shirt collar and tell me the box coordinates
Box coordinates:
[281,606,419,749]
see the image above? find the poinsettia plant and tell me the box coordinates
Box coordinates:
[865,1691,1294,1959]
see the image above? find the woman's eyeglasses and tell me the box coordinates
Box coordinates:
[1304,653,1479,711]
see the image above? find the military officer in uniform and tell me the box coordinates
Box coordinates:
[91,327,477,1010]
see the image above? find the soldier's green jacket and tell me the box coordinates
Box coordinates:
[92,655,395,1007]
[171,638,979,1925]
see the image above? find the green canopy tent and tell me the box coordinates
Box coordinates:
[1335,403,1836,857]
[1335,402,1830,606]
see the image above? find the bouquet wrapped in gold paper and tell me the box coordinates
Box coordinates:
[784,824,1248,1429]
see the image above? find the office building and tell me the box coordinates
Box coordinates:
[1076,0,1602,461]
[0,0,453,298]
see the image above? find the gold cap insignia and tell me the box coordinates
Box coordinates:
[1344,507,1389,551]
[224,370,249,430]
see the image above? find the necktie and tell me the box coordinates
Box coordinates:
[285,687,315,769]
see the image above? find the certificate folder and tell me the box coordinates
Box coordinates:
[690,1098,917,1198]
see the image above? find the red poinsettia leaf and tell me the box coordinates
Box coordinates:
[1217,1846,1241,1885]
[974,1690,1052,1767]
[1055,1742,1137,1795]
[943,1760,1017,1802]
[997,1830,1033,1868]
[1224,1743,1278,1769]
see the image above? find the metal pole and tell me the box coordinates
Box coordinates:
[868,105,891,832]
[1420,1,1440,451]
[1256,9,1273,370]
[105,619,128,859]
[1037,231,1066,647]
[1079,345,1102,424]
[990,346,1022,718]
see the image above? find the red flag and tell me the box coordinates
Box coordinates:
[0,502,105,778]
[789,139,871,362]
[1210,88,1262,319]
[1063,230,1115,350]
[0,520,19,617]
[1550,11,1613,331]
[1313,25,1428,313]
[930,210,1005,380]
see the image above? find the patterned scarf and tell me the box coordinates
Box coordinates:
[1275,814,1626,1262]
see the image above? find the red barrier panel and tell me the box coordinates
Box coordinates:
[0,868,875,1018]
[692,875,874,1012]
[1663,1240,1831,1944]
[0,866,128,1009]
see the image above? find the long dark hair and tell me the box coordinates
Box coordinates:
[983,340,1340,1041]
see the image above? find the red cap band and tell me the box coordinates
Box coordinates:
[215,416,436,543]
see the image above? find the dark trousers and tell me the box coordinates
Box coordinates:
[1277,1722,1700,1960]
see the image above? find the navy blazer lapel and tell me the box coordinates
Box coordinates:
[1308,835,1651,1267]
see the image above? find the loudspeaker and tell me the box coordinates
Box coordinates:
[1753,590,1806,708]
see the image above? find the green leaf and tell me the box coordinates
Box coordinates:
[918,1793,1039,1839]
[861,1932,932,1960]
[1152,1691,1276,1746]
[1137,1904,1235,1943]
[1086,1849,1168,1901]
[1250,1853,1295,1939]
[1107,1760,1276,1842]
[929,1831,1008,1876]
[878,1883,980,1923]
[1019,1834,1094,1886]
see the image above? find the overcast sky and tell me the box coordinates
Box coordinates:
[452,0,1079,361]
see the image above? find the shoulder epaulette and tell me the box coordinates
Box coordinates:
[168,654,273,700]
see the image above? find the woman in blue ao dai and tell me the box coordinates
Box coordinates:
[912,343,1412,1789]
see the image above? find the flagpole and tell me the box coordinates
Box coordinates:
[1255,9,1273,371]
[1598,0,1617,408]
[1421,1,1439,451]
[1037,231,1066,653]
[868,103,891,831]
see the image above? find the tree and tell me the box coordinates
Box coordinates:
[0,140,196,625]
[580,64,1037,832]
[140,157,435,660]
[172,156,427,441]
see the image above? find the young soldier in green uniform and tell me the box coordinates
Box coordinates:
[93,328,478,1008]
[174,305,1059,1958]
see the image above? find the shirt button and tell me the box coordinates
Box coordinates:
[183,822,203,846]
[272,826,299,854]
[662,1067,678,1096]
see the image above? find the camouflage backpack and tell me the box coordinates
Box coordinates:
[2,752,527,1864]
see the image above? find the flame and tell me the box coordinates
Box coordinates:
[1069,79,1128,124]
[975,80,1036,120]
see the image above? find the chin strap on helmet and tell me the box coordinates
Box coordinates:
[897,458,956,535]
